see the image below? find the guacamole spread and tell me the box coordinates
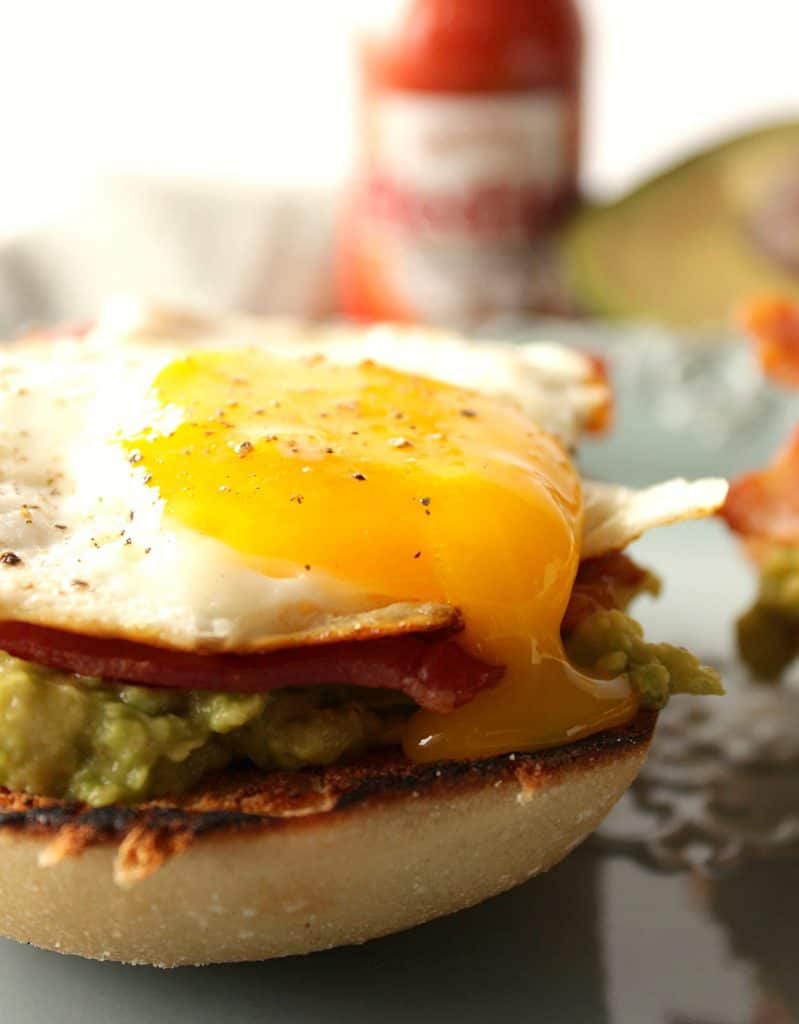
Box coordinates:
[565,609,724,710]
[737,547,799,679]
[0,655,408,806]
[0,608,722,807]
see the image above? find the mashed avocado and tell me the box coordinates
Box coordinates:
[737,548,799,679]
[0,606,722,807]
[0,655,408,806]
[565,609,724,710]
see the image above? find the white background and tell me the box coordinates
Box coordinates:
[1,0,797,236]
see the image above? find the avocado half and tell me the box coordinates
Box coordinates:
[562,122,799,328]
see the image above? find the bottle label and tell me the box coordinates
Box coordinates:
[358,90,574,322]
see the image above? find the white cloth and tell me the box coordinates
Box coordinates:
[0,176,337,336]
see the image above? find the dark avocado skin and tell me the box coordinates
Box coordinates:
[562,122,799,328]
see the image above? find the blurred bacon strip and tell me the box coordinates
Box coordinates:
[585,353,614,433]
[17,321,93,342]
[719,297,799,546]
[722,426,799,545]
[740,295,799,388]
[561,553,655,634]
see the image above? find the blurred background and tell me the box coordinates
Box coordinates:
[2,0,797,222]
[1,0,798,328]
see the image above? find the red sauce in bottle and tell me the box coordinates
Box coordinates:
[336,0,583,324]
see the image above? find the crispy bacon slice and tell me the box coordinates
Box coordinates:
[561,553,656,635]
[721,426,799,546]
[0,621,502,714]
[740,295,799,388]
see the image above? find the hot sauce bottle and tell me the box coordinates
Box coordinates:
[337,0,583,324]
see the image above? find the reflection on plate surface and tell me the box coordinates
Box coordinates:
[600,675,799,873]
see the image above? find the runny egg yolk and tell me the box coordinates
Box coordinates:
[127,351,637,761]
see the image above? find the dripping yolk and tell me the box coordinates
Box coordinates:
[127,351,637,761]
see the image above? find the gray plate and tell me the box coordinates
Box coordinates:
[1,317,798,1023]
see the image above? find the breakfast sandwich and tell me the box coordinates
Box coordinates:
[722,295,799,677]
[0,299,725,965]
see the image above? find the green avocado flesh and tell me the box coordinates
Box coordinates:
[566,609,724,710]
[0,608,722,807]
[562,122,799,327]
[737,548,799,679]
[0,658,410,807]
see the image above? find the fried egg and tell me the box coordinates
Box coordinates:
[0,299,726,761]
